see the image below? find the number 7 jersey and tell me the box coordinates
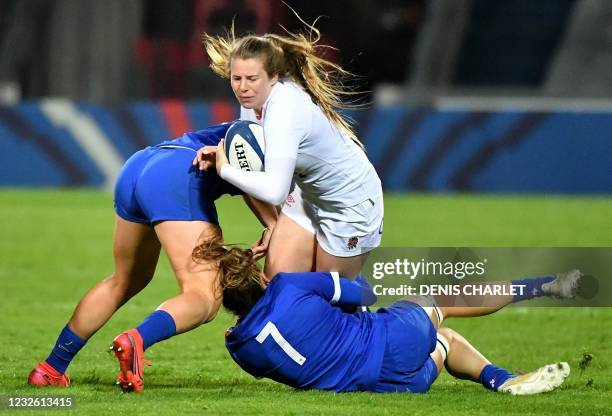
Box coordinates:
[224,272,387,392]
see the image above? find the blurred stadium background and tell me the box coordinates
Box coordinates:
[0,0,610,193]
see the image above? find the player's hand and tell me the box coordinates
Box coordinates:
[193,146,217,171]
[251,225,274,261]
[214,139,229,176]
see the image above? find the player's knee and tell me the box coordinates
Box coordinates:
[202,305,219,323]
[180,284,219,321]
[177,272,216,294]
[438,306,451,321]
[437,327,456,348]
[104,272,152,298]
[194,296,220,324]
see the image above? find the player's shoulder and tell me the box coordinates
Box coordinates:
[239,107,259,123]
[269,79,311,106]
[188,122,232,143]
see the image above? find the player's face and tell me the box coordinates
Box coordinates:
[230,57,278,114]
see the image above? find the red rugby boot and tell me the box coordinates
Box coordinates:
[110,329,152,393]
[27,361,71,387]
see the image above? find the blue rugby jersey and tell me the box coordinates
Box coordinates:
[156,122,242,198]
[225,272,387,392]
[157,122,232,151]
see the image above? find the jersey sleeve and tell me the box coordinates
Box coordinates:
[262,89,309,160]
[219,85,309,205]
[277,272,377,307]
[240,106,258,123]
[219,156,295,205]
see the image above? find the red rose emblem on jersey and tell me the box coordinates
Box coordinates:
[347,237,358,249]
[286,194,295,207]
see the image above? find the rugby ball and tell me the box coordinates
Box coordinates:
[224,120,265,172]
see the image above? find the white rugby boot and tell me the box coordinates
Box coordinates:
[498,362,570,395]
[542,269,583,299]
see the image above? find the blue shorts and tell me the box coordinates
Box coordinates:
[114,146,220,225]
[374,301,439,393]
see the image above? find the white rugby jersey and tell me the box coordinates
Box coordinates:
[236,79,381,208]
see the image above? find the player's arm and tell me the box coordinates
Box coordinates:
[242,195,279,260]
[329,273,377,307]
[220,157,296,205]
[280,272,377,307]
[216,94,306,205]
[242,195,279,229]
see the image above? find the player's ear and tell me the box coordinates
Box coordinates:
[270,73,279,85]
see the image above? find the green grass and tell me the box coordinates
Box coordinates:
[0,190,611,415]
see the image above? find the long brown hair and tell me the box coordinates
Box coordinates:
[203,16,364,149]
[192,235,264,318]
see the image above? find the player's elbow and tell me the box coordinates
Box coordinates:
[266,189,288,206]
[362,288,377,306]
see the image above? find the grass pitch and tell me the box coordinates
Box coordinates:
[0,190,610,415]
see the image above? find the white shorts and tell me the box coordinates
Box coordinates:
[282,185,384,257]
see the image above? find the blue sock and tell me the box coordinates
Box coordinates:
[136,310,177,350]
[479,364,514,391]
[511,275,555,302]
[46,325,87,374]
